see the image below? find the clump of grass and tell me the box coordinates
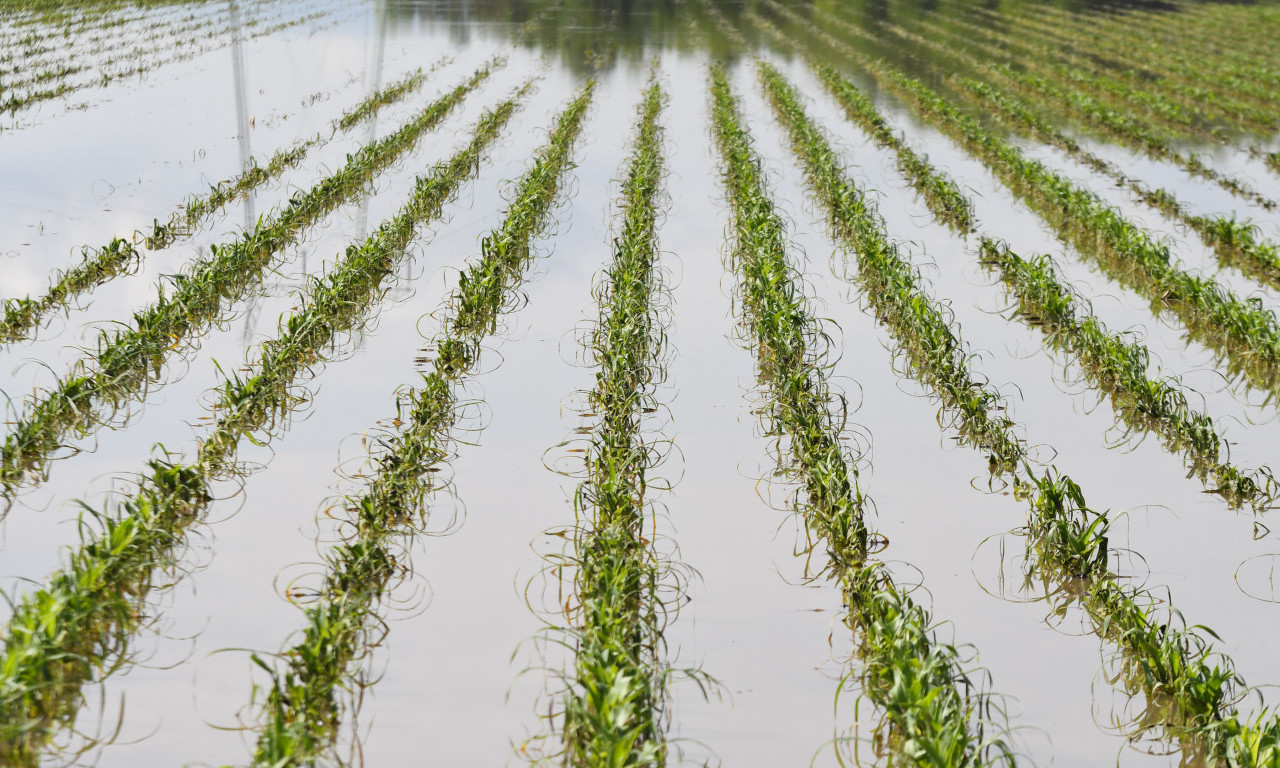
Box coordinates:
[978,238,1277,511]
[0,84,532,767]
[758,54,1280,767]
[247,81,591,768]
[0,66,440,348]
[712,63,1016,767]
[0,61,499,494]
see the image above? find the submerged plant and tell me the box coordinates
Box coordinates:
[555,74,675,767]
[246,81,594,768]
[0,61,499,494]
[711,63,1016,767]
[757,51,1280,767]
[0,83,531,767]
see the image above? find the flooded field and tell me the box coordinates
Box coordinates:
[2,0,1280,765]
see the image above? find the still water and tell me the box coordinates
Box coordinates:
[1,0,1279,765]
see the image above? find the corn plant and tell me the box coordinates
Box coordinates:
[247,80,591,768]
[0,84,531,767]
[711,63,1016,768]
[0,61,499,494]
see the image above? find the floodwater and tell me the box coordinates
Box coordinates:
[1,0,1279,766]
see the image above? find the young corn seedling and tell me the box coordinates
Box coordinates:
[711,63,1016,768]
[0,84,530,767]
[0,66,438,347]
[758,55,1280,766]
[0,60,499,495]
[247,81,592,768]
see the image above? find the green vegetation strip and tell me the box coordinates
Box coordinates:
[558,75,671,766]
[766,3,1280,398]
[759,61,1278,513]
[0,66,436,347]
[758,57,1280,766]
[0,84,530,767]
[795,0,1275,213]
[976,238,1276,511]
[711,64,1016,767]
[0,61,496,494]
[949,77,1280,293]
[809,60,973,235]
[248,81,592,768]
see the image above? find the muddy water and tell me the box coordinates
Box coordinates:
[3,0,1280,766]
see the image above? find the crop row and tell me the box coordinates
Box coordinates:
[857,14,1277,212]
[247,80,592,768]
[556,74,674,765]
[0,65,434,348]
[753,57,1280,766]
[945,76,1280,292]
[956,2,1280,127]
[749,8,1280,512]
[0,4,330,120]
[0,61,496,495]
[767,1,1280,401]
[0,81,532,767]
[710,60,1016,766]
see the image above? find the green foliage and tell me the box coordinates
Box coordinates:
[558,76,669,768]
[755,42,1280,767]
[714,63,1014,768]
[249,81,593,768]
[0,61,498,493]
[0,81,531,766]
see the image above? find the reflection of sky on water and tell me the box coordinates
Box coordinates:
[0,0,1278,765]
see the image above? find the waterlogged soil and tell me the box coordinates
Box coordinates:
[2,0,1279,766]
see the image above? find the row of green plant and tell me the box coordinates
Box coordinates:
[747,23,1280,512]
[915,5,1273,138]
[0,83,531,767]
[964,2,1280,124]
[0,7,223,92]
[771,1,1280,400]
[755,58,1280,766]
[855,14,1277,212]
[791,0,1271,214]
[713,61,1017,767]
[807,59,973,235]
[0,6,327,118]
[248,80,591,768]
[0,66,434,348]
[0,61,497,494]
[1025,1,1280,93]
[945,76,1280,292]
[553,74,675,767]
[977,238,1276,511]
